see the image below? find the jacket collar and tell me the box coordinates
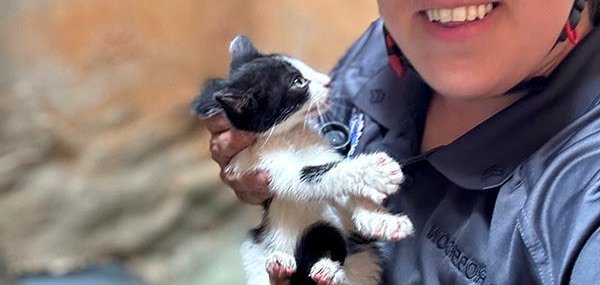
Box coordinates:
[350,26,600,190]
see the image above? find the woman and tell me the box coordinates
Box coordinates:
[207,1,600,284]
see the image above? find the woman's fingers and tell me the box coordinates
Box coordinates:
[210,130,256,167]
[221,170,272,205]
[205,113,270,204]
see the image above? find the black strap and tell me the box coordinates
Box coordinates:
[557,0,586,43]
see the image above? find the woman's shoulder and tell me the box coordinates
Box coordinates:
[518,27,600,189]
[519,101,600,192]
[513,100,600,280]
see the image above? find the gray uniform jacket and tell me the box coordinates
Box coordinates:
[326,19,600,285]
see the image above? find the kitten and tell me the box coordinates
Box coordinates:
[192,35,413,285]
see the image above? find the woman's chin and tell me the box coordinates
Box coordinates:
[424,72,508,99]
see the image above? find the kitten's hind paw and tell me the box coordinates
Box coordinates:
[309,258,348,285]
[354,211,414,241]
[266,251,296,279]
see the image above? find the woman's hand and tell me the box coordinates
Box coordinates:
[206,113,271,204]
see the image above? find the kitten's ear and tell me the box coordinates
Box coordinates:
[191,79,227,119]
[229,35,260,70]
[215,91,252,115]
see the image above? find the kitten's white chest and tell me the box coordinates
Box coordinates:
[226,127,332,177]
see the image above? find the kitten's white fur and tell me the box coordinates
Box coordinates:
[230,57,413,285]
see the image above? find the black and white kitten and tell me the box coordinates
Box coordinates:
[193,36,413,285]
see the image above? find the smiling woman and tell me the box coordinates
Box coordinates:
[377,0,578,99]
[376,0,596,153]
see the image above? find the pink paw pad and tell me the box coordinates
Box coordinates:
[309,258,347,285]
[266,252,296,278]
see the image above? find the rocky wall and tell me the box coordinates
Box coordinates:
[0,1,379,284]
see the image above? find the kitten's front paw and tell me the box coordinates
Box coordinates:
[309,258,348,285]
[356,152,404,204]
[354,210,414,241]
[266,251,296,279]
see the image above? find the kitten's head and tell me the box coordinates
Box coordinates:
[192,35,330,134]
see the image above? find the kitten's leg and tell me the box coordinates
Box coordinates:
[265,251,297,280]
[309,247,384,285]
[330,152,405,203]
[309,258,348,285]
[351,197,414,241]
[242,238,298,284]
[241,239,270,285]
[267,152,404,202]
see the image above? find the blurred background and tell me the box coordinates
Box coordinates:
[0,1,378,284]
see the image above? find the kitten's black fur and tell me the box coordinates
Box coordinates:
[292,224,347,285]
[193,39,311,133]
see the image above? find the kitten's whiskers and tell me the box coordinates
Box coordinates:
[304,99,317,132]
[260,126,276,149]
[316,99,325,126]
[320,92,355,124]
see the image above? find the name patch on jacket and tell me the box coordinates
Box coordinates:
[427,224,490,285]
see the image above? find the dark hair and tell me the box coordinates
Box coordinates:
[591,0,600,25]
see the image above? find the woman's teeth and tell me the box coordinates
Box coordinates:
[425,3,494,24]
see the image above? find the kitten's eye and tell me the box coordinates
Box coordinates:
[291,77,309,89]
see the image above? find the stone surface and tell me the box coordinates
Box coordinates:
[0,1,378,284]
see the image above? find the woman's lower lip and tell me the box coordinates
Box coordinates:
[420,7,498,42]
